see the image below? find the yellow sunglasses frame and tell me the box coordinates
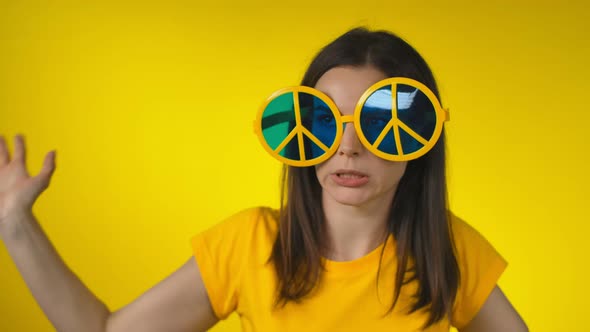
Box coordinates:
[254,77,450,167]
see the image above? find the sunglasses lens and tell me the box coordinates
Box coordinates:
[303,93,337,159]
[261,92,296,159]
[360,86,396,153]
[261,91,338,162]
[360,84,437,156]
[395,84,436,154]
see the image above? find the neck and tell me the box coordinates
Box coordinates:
[321,194,392,261]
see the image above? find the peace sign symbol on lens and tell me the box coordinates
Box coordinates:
[254,77,450,167]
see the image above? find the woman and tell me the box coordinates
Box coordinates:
[0,27,528,331]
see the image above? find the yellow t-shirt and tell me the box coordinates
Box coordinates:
[191,207,506,331]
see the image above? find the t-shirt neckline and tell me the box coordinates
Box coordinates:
[321,234,395,277]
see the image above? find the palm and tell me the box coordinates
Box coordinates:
[0,135,55,223]
[0,163,32,217]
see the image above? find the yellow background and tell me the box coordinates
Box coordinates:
[1,1,588,331]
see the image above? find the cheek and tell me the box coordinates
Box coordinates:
[378,160,408,182]
[314,163,327,182]
[395,161,408,174]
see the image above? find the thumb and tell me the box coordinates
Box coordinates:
[33,150,57,192]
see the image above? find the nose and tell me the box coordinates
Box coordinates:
[338,122,363,157]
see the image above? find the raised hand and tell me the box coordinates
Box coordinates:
[0,135,56,225]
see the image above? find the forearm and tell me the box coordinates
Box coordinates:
[0,212,110,332]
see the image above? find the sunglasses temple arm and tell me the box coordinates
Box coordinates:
[443,108,450,121]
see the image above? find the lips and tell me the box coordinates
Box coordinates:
[334,169,368,177]
[331,169,369,187]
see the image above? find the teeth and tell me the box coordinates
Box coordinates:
[338,173,363,179]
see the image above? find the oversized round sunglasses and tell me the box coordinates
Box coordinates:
[254,77,449,167]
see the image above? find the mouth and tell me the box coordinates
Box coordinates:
[334,170,368,178]
[336,173,366,179]
[331,170,369,187]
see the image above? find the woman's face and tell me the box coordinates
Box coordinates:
[314,66,407,208]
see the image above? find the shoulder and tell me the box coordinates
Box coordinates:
[191,206,279,256]
[189,207,279,319]
[196,206,277,232]
[448,211,507,275]
[448,211,497,255]
[448,211,508,329]
[448,212,481,240]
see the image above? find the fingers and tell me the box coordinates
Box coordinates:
[0,135,56,184]
[0,136,8,166]
[12,134,26,164]
[0,134,25,166]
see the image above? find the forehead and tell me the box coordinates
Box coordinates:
[314,66,387,113]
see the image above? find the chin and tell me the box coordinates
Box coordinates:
[324,188,375,207]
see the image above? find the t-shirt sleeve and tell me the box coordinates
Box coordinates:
[450,213,508,329]
[190,207,263,320]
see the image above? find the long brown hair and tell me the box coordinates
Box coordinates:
[270,27,459,328]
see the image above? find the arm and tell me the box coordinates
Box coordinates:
[106,256,218,332]
[1,211,110,332]
[459,286,528,332]
[1,213,218,332]
[0,135,218,332]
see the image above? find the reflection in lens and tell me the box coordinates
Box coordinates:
[261,92,296,156]
[280,134,301,160]
[399,128,423,154]
[360,87,393,149]
[396,84,436,144]
[261,92,304,160]
[377,128,398,154]
[300,92,337,159]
